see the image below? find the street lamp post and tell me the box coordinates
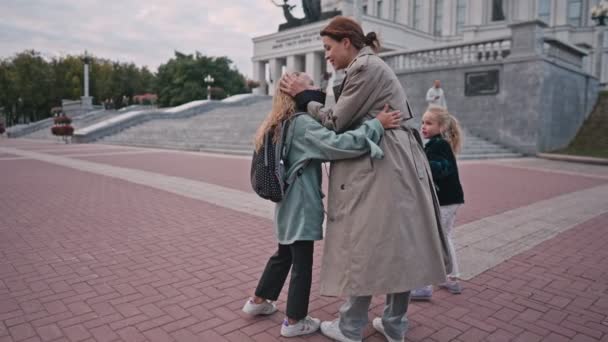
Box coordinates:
[204,75,214,100]
[18,97,23,124]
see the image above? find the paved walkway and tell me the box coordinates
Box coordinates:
[1,139,607,342]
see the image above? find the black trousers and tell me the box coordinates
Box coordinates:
[255,241,314,320]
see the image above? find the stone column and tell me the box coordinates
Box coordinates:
[269,58,283,96]
[252,61,267,95]
[554,0,567,26]
[84,63,90,98]
[595,25,607,84]
[286,55,304,73]
[468,0,483,26]
[305,52,324,88]
[513,0,534,21]
[509,19,548,58]
[354,0,363,21]
[441,0,454,36]
[81,51,93,110]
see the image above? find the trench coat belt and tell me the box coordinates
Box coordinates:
[394,125,426,180]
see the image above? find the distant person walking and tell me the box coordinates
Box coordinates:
[426,80,447,109]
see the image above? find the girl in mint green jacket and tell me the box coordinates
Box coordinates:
[242,73,401,338]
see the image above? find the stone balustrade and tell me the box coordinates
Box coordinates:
[381,38,512,72]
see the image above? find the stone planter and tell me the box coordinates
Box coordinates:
[51,114,74,143]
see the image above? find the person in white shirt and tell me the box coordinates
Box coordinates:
[426,80,447,108]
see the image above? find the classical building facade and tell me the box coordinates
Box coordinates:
[252,0,605,94]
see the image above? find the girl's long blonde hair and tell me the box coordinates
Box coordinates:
[426,105,463,154]
[253,73,299,151]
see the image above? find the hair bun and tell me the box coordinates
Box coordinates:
[365,32,377,45]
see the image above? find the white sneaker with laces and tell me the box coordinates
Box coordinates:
[320,319,361,342]
[280,316,321,337]
[242,298,277,316]
[372,317,404,342]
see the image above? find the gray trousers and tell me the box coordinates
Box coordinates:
[338,292,410,340]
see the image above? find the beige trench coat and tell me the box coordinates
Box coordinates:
[308,47,452,297]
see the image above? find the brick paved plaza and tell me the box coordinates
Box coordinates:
[1,139,607,342]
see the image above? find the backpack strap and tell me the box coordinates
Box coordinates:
[283,112,311,185]
[282,112,307,160]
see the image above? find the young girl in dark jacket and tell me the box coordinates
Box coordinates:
[411,105,465,301]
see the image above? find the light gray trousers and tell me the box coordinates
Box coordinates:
[338,292,410,340]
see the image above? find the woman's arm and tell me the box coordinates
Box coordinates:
[307,63,382,132]
[282,58,382,133]
[427,141,457,180]
[302,105,400,162]
[294,90,326,113]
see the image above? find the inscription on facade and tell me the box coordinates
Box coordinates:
[465,70,500,96]
[272,31,322,50]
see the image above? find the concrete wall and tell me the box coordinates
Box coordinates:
[539,60,599,152]
[396,57,598,154]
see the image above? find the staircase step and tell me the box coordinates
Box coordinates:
[97,98,521,160]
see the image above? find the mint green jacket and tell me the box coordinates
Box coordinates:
[274,114,384,244]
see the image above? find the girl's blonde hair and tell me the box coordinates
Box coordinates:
[425,105,463,154]
[253,74,298,151]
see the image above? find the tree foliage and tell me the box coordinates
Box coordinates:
[155,51,248,107]
[0,49,250,125]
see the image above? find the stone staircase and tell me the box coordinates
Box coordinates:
[16,106,153,140]
[458,133,522,160]
[100,99,271,153]
[24,110,119,140]
[100,98,520,159]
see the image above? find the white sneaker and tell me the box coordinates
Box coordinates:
[372,318,404,342]
[242,298,277,315]
[320,319,361,342]
[280,316,321,337]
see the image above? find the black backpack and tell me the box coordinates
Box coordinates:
[250,112,306,202]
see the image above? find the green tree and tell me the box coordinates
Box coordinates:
[2,50,54,123]
[0,50,160,124]
[0,49,250,124]
[155,51,248,107]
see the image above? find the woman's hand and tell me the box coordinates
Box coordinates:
[376,104,402,129]
[280,73,316,97]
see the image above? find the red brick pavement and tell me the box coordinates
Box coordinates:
[76,152,255,195]
[0,153,18,159]
[73,148,607,225]
[1,141,607,341]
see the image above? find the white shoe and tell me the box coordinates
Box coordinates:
[242,298,277,315]
[280,316,321,337]
[320,319,361,342]
[372,318,404,342]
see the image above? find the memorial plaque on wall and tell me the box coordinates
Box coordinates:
[465,70,499,96]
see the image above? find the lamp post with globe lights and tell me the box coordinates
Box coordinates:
[204,75,214,100]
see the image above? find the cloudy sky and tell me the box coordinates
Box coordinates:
[0,1,304,77]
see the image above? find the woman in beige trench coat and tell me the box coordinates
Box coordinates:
[281,17,452,342]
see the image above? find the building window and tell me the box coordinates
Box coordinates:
[434,0,443,36]
[456,0,467,33]
[491,0,506,21]
[363,4,368,14]
[377,0,383,18]
[567,0,582,26]
[393,0,401,22]
[538,0,551,23]
[413,0,422,30]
